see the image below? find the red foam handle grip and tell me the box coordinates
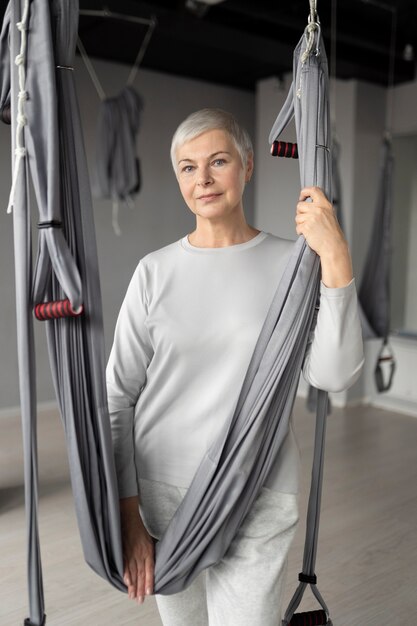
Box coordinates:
[34,299,84,321]
[271,140,298,158]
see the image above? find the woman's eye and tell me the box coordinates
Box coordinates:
[213,158,226,166]
[181,165,194,173]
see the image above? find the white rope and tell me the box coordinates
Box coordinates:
[301,21,319,64]
[6,0,31,214]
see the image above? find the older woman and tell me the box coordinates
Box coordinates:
[106,108,364,626]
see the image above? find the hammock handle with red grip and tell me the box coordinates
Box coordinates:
[34,299,84,321]
[271,140,298,158]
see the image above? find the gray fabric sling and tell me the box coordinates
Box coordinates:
[268,23,332,626]
[358,139,395,391]
[1,3,125,625]
[359,140,393,340]
[306,136,343,414]
[1,3,332,624]
[91,85,143,203]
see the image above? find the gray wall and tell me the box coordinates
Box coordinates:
[0,57,255,410]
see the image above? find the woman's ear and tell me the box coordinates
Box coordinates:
[245,152,254,183]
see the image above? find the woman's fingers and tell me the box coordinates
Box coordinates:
[120,503,155,604]
[123,536,154,604]
[294,186,345,257]
[145,554,155,597]
[135,562,145,604]
[298,185,328,203]
[124,562,137,600]
[134,554,154,603]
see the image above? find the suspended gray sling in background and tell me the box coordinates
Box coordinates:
[2,2,333,624]
[92,85,143,204]
[358,138,396,391]
[77,11,155,235]
[359,138,393,337]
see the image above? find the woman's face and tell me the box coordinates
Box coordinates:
[175,129,253,222]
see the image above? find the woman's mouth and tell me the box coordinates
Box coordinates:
[198,193,222,201]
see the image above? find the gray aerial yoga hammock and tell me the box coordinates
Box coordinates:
[1,2,332,625]
[1,3,124,625]
[91,86,143,205]
[77,14,155,235]
[91,85,143,235]
[358,138,396,392]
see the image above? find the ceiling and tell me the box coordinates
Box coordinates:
[75,0,416,90]
[1,0,416,90]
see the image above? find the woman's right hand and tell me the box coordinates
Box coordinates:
[120,496,155,604]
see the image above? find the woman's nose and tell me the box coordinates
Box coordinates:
[197,167,213,186]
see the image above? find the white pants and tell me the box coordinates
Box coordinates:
[138,478,299,626]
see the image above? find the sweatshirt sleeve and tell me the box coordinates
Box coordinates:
[302,278,364,393]
[106,261,153,499]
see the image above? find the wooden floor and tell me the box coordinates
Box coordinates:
[1,399,416,625]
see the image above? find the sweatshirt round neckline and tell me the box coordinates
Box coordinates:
[180,230,268,254]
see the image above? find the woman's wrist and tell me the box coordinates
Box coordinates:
[319,243,353,288]
[120,496,141,527]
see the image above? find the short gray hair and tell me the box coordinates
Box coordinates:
[170,108,253,173]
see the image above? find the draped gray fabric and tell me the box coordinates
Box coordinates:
[1,4,45,624]
[153,235,321,593]
[359,138,394,340]
[1,2,125,624]
[358,139,395,391]
[2,2,332,623]
[92,85,143,202]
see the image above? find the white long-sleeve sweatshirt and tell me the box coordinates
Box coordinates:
[106,231,364,498]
